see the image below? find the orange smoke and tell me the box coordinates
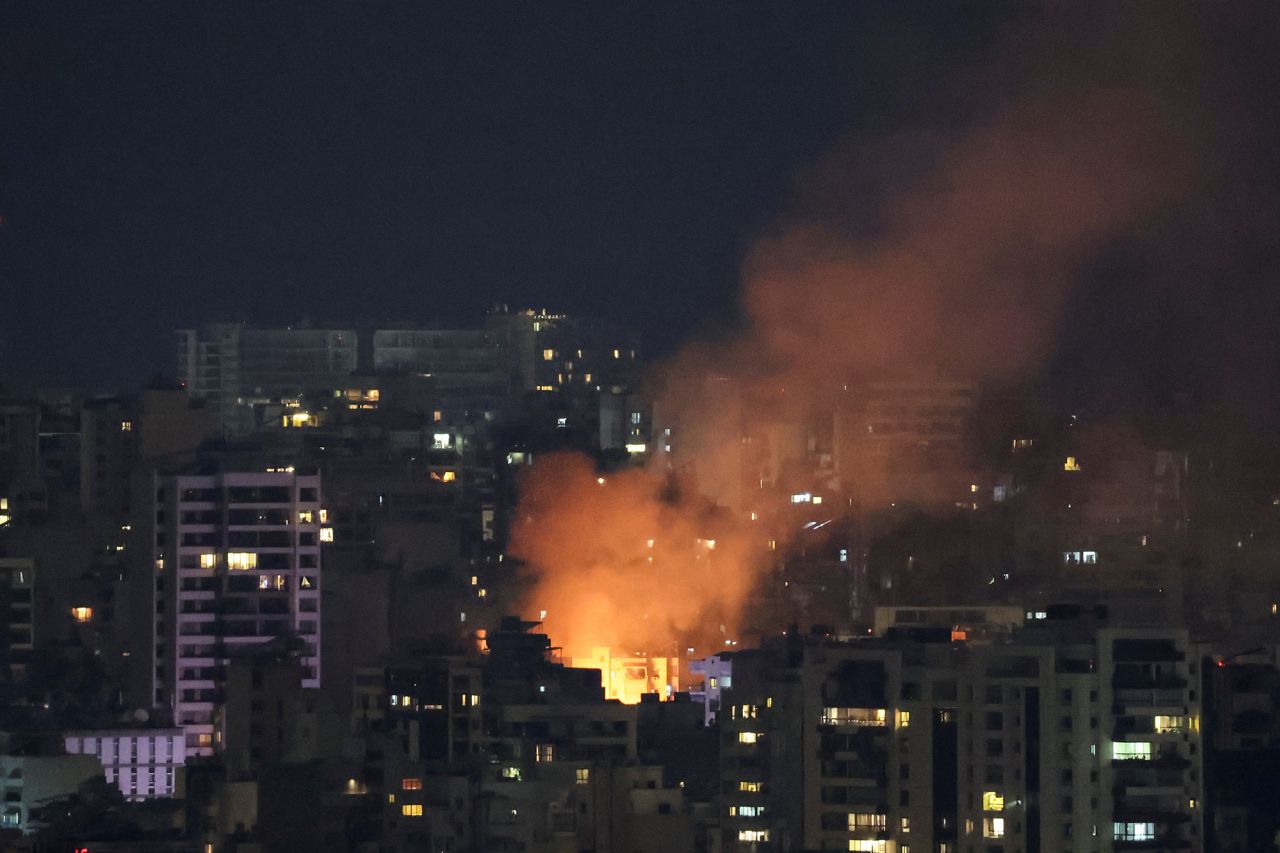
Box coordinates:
[508,453,756,660]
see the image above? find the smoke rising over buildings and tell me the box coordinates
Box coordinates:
[512,5,1276,666]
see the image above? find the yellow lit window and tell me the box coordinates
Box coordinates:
[982,791,1004,811]
[612,349,620,359]
[1153,715,1185,733]
[401,778,423,790]
[896,709,911,729]
[737,781,762,792]
[738,830,769,842]
[1063,456,1081,472]
[575,768,589,785]
[320,527,334,542]
[983,817,1005,838]
[470,575,478,585]
[820,707,886,726]
[584,373,592,383]
[477,588,487,598]
[226,552,257,570]
[849,843,887,852]
[387,794,395,804]
[196,733,213,747]
[738,731,761,744]
[536,744,554,763]
[199,553,218,569]
[433,410,442,422]
[120,421,133,432]
[71,606,93,623]
[848,812,886,830]
[1113,741,1152,760]
[901,816,911,833]
[542,349,555,361]
[401,804,423,817]
[298,510,314,523]
[441,471,457,483]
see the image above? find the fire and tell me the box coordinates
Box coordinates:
[510,453,759,702]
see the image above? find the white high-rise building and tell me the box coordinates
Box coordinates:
[152,468,323,755]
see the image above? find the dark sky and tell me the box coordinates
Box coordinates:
[2,3,1278,419]
[0,3,1007,389]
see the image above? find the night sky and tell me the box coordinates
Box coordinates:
[2,3,1279,418]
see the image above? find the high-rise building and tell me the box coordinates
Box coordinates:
[716,617,1205,852]
[152,468,323,755]
[177,324,357,432]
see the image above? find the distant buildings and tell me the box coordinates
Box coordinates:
[63,728,186,801]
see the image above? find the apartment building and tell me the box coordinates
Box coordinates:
[153,467,323,755]
[717,615,1205,852]
[63,728,186,801]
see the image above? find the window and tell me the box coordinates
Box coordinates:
[821,707,886,726]
[1153,715,1185,733]
[199,553,218,569]
[848,812,886,830]
[982,791,1004,812]
[71,606,93,623]
[901,816,911,832]
[738,781,762,792]
[575,768,589,785]
[121,420,133,431]
[1113,822,1155,841]
[738,805,763,817]
[401,804,423,817]
[738,830,769,842]
[319,527,334,542]
[849,841,887,852]
[401,778,423,790]
[896,709,911,728]
[983,817,1006,838]
[542,348,555,361]
[298,510,313,523]
[226,552,257,571]
[738,732,762,744]
[1113,742,1152,760]
[536,744,554,763]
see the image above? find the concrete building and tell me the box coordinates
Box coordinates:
[177,324,357,432]
[152,468,323,755]
[718,616,1206,852]
[0,559,34,683]
[0,741,103,833]
[63,728,186,801]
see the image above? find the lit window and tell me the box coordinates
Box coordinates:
[298,510,313,523]
[1064,456,1081,472]
[820,707,886,726]
[612,349,620,359]
[199,553,218,569]
[738,781,762,792]
[1112,742,1152,760]
[433,410,443,423]
[401,804,423,817]
[848,812,886,830]
[120,421,133,432]
[901,816,910,833]
[575,768,590,785]
[401,778,423,790]
[1153,715,1185,733]
[319,527,334,542]
[433,433,451,449]
[738,805,763,817]
[441,471,456,483]
[737,830,769,842]
[896,710,911,729]
[738,732,761,744]
[71,606,93,623]
[536,744,554,763]
[542,349,555,361]
[982,791,1004,811]
[500,766,521,780]
[226,552,257,571]
[983,817,1005,838]
[1113,822,1155,841]
[318,509,328,522]
[849,843,887,853]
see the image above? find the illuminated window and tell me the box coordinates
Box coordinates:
[738,830,769,842]
[542,349,555,361]
[738,781,762,792]
[401,778,423,790]
[1113,742,1152,760]
[433,433,451,449]
[433,410,443,423]
[196,733,213,747]
[71,606,93,623]
[767,539,777,551]
[1113,822,1155,841]
[982,791,1004,811]
[612,348,620,359]
[298,510,313,523]
[901,816,910,833]
[738,732,761,744]
[477,588,487,598]
[983,817,1005,838]
[849,843,887,853]
[319,527,334,542]
[199,553,218,569]
[120,421,133,432]
[1063,456,1081,472]
[535,744,554,763]
[848,812,886,830]
[401,804,423,817]
[470,575,478,586]
[500,766,521,780]
[738,805,763,817]
[441,471,457,483]
[1153,715,1185,733]
[226,552,257,571]
[575,768,590,785]
[896,709,911,729]
[821,707,886,726]
[318,509,328,522]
